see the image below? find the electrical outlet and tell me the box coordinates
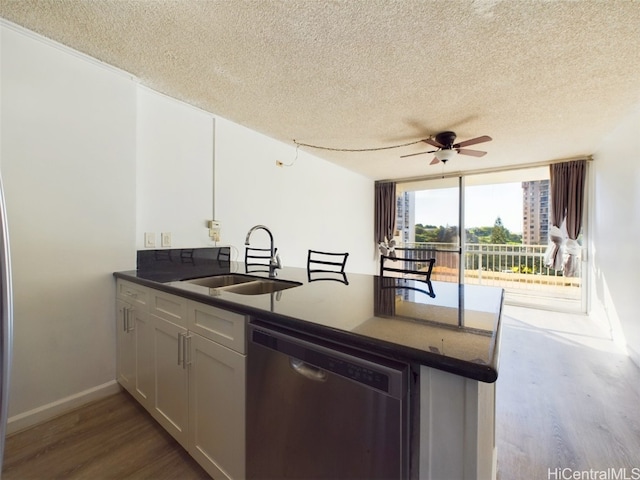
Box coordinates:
[144,232,156,248]
[161,232,171,247]
[208,220,221,242]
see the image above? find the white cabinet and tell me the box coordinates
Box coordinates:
[116,299,135,392]
[116,281,153,410]
[189,331,246,480]
[418,366,497,480]
[151,313,190,447]
[115,280,246,480]
[188,301,246,354]
[147,289,190,447]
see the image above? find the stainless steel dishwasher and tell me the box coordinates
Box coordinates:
[247,320,408,480]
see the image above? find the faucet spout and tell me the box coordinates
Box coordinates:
[245,224,281,277]
[245,224,273,249]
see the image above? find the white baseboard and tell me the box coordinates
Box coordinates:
[6,380,122,435]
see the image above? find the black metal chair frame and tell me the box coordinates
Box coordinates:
[307,250,349,284]
[216,247,231,262]
[380,253,435,284]
[381,278,435,298]
[245,246,272,273]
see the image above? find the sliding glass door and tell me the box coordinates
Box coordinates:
[397,167,585,312]
[397,176,461,284]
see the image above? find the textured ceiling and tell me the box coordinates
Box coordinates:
[1,0,639,180]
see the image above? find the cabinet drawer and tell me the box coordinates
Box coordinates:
[117,280,148,307]
[149,290,188,327]
[188,301,246,354]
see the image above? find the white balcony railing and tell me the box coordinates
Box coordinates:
[400,242,581,304]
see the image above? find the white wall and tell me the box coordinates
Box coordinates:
[136,87,214,249]
[0,20,376,431]
[590,105,640,366]
[214,117,376,274]
[0,23,136,425]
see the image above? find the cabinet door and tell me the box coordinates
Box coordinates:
[116,300,135,394]
[116,300,153,409]
[151,314,189,448]
[133,304,154,409]
[189,332,246,480]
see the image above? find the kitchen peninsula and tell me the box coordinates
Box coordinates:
[115,247,503,480]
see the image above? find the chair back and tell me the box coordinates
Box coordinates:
[245,247,272,273]
[380,247,435,283]
[307,250,349,284]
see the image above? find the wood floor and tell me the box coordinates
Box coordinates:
[3,305,640,479]
[496,305,640,479]
[2,391,210,479]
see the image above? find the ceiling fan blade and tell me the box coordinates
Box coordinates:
[400,151,429,158]
[400,149,436,159]
[422,137,443,148]
[430,157,440,165]
[457,148,487,157]
[453,135,492,148]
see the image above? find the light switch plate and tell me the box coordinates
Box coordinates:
[161,232,171,247]
[144,232,155,248]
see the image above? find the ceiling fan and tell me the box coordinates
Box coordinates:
[401,131,492,165]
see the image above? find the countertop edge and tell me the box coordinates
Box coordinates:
[114,270,500,383]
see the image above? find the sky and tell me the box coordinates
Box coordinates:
[414,183,524,233]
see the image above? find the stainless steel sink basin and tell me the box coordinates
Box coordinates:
[185,274,257,288]
[222,279,301,295]
[181,274,301,295]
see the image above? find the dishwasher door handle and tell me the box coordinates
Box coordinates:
[289,358,327,382]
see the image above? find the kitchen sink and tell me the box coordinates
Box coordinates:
[222,279,301,295]
[185,274,257,288]
[181,274,301,295]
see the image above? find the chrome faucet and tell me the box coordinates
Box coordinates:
[244,224,282,277]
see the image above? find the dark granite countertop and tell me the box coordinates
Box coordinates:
[115,250,504,383]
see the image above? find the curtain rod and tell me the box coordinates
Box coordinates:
[376,155,593,185]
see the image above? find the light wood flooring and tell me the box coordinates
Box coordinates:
[496,305,640,479]
[2,391,210,479]
[3,305,640,479]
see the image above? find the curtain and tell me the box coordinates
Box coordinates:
[374,276,396,317]
[374,182,396,245]
[544,160,586,277]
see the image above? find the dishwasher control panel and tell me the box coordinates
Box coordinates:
[250,324,406,397]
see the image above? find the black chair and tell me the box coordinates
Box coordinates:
[216,247,231,262]
[380,247,435,284]
[179,249,194,264]
[245,247,273,273]
[307,250,349,284]
[154,250,172,262]
[380,277,436,298]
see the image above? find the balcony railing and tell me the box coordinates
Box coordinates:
[399,242,581,305]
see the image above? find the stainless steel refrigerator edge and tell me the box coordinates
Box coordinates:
[0,175,14,477]
[247,320,409,479]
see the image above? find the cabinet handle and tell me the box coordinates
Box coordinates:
[124,307,132,333]
[177,332,184,366]
[122,307,127,332]
[127,308,135,333]
[184,334,192,369]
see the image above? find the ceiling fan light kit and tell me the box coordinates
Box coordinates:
[400,130,493,165]
[434,148,457,163]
